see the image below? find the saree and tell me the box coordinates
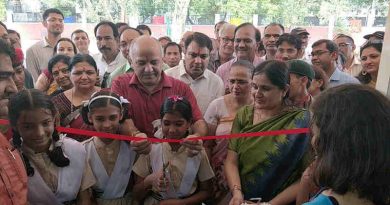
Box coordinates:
[228,105,310,201]
[52,93,94,142]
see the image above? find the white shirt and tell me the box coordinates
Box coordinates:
[165,63,225,115]
[92,52,127,78]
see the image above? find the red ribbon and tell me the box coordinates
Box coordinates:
[0,119,309,143]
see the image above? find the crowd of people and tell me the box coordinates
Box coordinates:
[0,7,389,205]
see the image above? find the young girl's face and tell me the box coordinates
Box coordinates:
[162,112,191,140]
[15,108,54,152]
[88,104,123,134]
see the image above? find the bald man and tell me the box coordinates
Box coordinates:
[111,36,206,154]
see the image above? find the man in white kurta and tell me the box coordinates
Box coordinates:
[165,32,224,115]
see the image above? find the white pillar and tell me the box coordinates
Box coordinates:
[375,2,390,97]
[253,14,258,26]
[215,14,220,24]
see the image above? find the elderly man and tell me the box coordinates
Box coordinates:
[333,34,362,76]
[105,27,143,87]
[262,23,284,60]
[216,22,263,88]
[0,39,27,205]
[311,39,359,87]
[165,32,224,114]
[290,27,310,61]
[93,21,128,88]
[208,23,236,73]
[111,36,205,153]
[26,8,64,81]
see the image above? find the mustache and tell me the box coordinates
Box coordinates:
[99,46,111,51]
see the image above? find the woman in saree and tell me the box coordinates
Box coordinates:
[225,60,310,205]
[204,60,253,205]
[52,54,100,141]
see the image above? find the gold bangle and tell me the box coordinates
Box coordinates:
[231,184,242,193]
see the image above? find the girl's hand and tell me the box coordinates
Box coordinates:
[147,170,169,193]
[229,191,244,205]
[130,132,151,154]
[182,134,203,157]
[158,199,183,205]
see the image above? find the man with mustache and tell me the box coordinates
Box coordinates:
[26,8,64,82]
[216,23,263,89]
[262,22,284,61]
[165,32,224,114]
[0,39,28,205]
[275,33,302,62]
[93,21,127,88]
[111,36,206,155]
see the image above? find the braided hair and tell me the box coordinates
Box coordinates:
[9,89,70,176]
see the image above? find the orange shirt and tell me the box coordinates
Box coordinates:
[0,134,28,205]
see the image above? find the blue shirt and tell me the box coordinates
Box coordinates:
[304,194,338,205]
[329,68,360,87]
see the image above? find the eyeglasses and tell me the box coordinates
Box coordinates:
[234,38,254,44]
[228,79,249,85]
[309,50,330,57]
[337,43,351,48]
[221,37,234,44]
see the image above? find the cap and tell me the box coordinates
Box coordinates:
[12,48,24,67]
[287,60,315,80]
[290,27,309,36]
[363,31,384,40]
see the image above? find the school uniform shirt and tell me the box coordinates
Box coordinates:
[133,143,214,204]
[22,142,96,195]
[84,138,134,205]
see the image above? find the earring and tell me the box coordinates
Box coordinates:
[362,70,367,76]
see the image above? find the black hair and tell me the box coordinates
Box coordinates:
[184,32,213,53]
[311,84,390,205]
[48,55,71,74]
[258,41,265,52]
[0,21,7,30]
[158,36,172,43]
[71,29,89,39]
[136,24,152,35]
[42,8,64,21]
[53,37,77,56]
[94,21,119,38]
[276,33,302,50]
[69,54,98,72]
[252,60,289,91]
[357,40,383,84]
[7,29,20,39]
[265,22,285,33]
[312,39,338,53]
[160,96,193,122]
[312,67,329,91]
[164,42,182,55]
[120,26,143,38]
[0,39,13,57]
[234,22,262,43]
[9,89,70,176]
[115,22,128,29]
[81,90,129,125]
